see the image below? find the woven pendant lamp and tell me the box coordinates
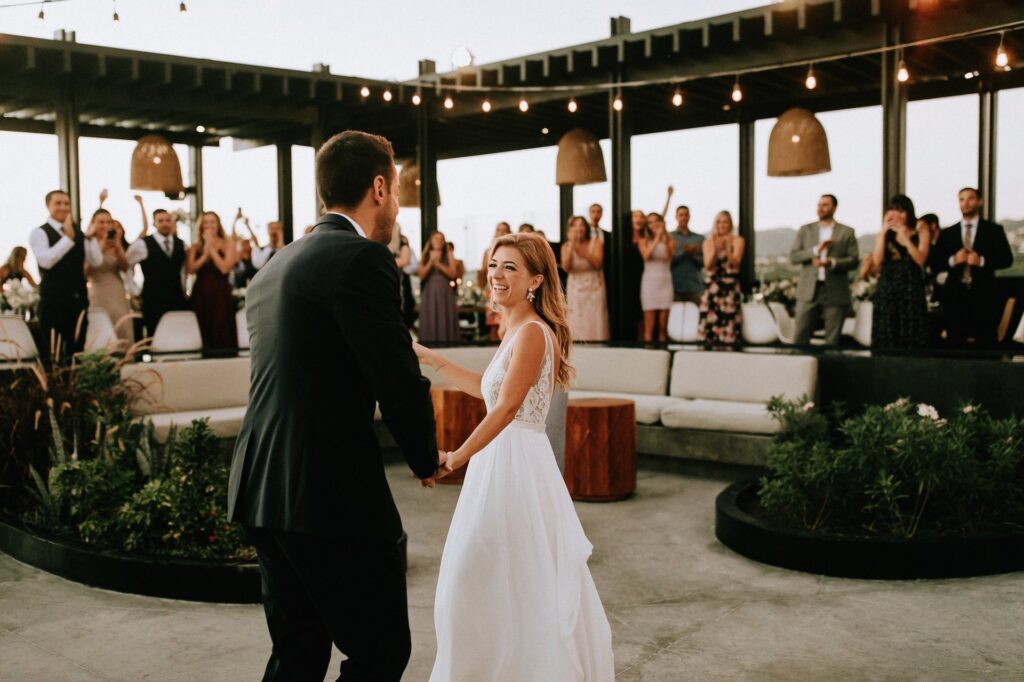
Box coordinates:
[767,108,831,177]
[556,128,607,186]
[397,159,441,208]
[130,135,185,194]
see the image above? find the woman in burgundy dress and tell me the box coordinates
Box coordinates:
[186,211,239,351]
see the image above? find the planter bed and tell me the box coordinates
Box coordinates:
[715,480,1024,580]
[0,514,407,603]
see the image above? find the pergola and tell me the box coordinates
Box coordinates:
[1,0,1022,339]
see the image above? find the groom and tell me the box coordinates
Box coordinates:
[228,130,443,681]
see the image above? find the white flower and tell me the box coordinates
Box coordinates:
[885,398,909,412]
[962,405,975,415]
[935,419,948,427]
[917,403,940,421]
[802,401,815,412]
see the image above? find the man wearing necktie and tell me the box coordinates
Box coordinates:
[932,187,1013,348]
[126,208,189,338]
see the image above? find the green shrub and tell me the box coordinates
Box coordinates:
[757,397,1024,538]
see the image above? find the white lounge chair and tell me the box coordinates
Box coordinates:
[667,301,700,343]
[0,314,39,363]
[741,302,779,345]
[150,311,203,357]
[767,302,795,345]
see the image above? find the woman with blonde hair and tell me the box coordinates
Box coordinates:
[561,214,610,341]
[187,211,238,351]
[415,232,613,681]
[84,208,134,346]
[0,246,37,287]
[699,210,745,349]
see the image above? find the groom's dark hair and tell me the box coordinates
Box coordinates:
[316,130,395,209]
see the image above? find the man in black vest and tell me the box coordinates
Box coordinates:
[28,190,103,362]
[931,187,1013,348]
[126,209,188,337]
[228,130,443,681]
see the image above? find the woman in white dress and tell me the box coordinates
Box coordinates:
[414,232,614,682]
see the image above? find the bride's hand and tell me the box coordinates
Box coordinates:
[412,341,439,367]
[438,450,466,478]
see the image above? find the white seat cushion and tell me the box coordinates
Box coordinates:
[571,347,671,395]
[0,314,39,361]
[669,351,817,403]
[123,357,251,414]
[151,311,203,353]
[667,301,700,342]
[568,390,684,425]
[148,406,248,442]
[660,399,779,434]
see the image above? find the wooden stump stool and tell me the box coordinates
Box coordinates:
[564,398,636,501]
[431,386,486,484]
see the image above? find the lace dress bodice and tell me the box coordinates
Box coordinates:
[480,320,554,426]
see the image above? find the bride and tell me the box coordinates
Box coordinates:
[414,232,614,681]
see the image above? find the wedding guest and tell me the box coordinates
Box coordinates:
[0,246,37,287]
[871,195,930,350]
[85,208,133,346]
[789,194,859,346]
[638,212,676,342]
[187,211,238,351]
[917,213,946,345]
[393,228,417,329]
[231,239,258,289]
[30,190,103,361]
[670,205,703,304]
[699,211,745,349]
[126,208,188,337]
[518,223,535,234]
[446,242,465,281]
[481,222,512,340]
[252,220,286,270]
[931,187,1014,348]
[417,230,460,343]
[561,215,609,341]
[626,209,647,338]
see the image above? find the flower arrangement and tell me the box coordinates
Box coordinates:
[751,278,797,308]
[851,278,876,302]
[1,280,38,318]
[757,396,1024,538]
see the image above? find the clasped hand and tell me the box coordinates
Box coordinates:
[420,450,457,488]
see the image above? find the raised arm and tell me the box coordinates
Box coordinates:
[413,342,484,399]
[585,236,604,269]
[185,244,208,274]
[560,242,574,271]
[638,237,657,260]
[728,236,746,269]
[442,323,546,472]
[207,241,238,275]
[702,238,716,270]
[134,195,149,239]
[661,185,674,219]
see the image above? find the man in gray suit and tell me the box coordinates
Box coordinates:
[789,194,859,346]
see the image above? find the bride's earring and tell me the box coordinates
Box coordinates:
[527,288,536,303]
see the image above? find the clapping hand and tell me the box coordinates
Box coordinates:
[965,251,982,267]
[63,213,76,239]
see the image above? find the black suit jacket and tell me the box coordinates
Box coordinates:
[228,213,438,542]
[932,219,1013,303]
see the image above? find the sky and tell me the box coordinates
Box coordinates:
[1,0,1022,278]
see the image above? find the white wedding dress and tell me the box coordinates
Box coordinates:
[430,320,614,681]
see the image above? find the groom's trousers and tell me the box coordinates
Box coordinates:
[244,527,411,682]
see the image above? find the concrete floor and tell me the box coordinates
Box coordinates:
[1,464,1023,681]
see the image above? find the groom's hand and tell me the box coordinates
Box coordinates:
[419,450,449,488]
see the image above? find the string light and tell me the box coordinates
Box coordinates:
[481,99,491,112]
[518,97,529,112]
[671,88,684,107]
[411,91,422,106]
[996,32,1009,68]
[383,89,393,102]
[179,2,187,13]
[896,50,910,82]
[112,0,119,23]
[37,1,44,21]
[804,64,817,90]
[567,98,578,113]
[731,76,743,102]
[612,95,623,111]
[359,85,370,98]
[443,94,454,110]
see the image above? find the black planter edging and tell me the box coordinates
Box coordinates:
[0,515,409,603]
[715,480,1024,580]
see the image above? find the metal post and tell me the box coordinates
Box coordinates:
[277,142,294,244]
[417,59,439,249]
[609,85,633,341]
[55,86,80,225]
[188,144,203,239]
[978,88,998,222]
[881,22,907,205]
[738,118,756,289]
[559,184,573,241]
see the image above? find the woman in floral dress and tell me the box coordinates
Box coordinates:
[698,210,745,349]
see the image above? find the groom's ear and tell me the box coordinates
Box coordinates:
[373,175,387,204]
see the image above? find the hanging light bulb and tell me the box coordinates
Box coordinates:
[996,33,1009,68]
[37,1,45,21]
[805,64,817,90]
[671,88,684,107]
[412,91,422,106]
[896,51,909,83]
[612,95,623,111]
[383,89,393,102]
[518,97,529,112]
[567,98,578,113]
[731,77,743,103]
[443,94,454,110]
[179,2,187,13]
[481,99,492,113]
[359,85,370,98]
[112,0,119,23]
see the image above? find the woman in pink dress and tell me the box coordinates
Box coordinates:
[560,215,609,341]
[638,211,676,342]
